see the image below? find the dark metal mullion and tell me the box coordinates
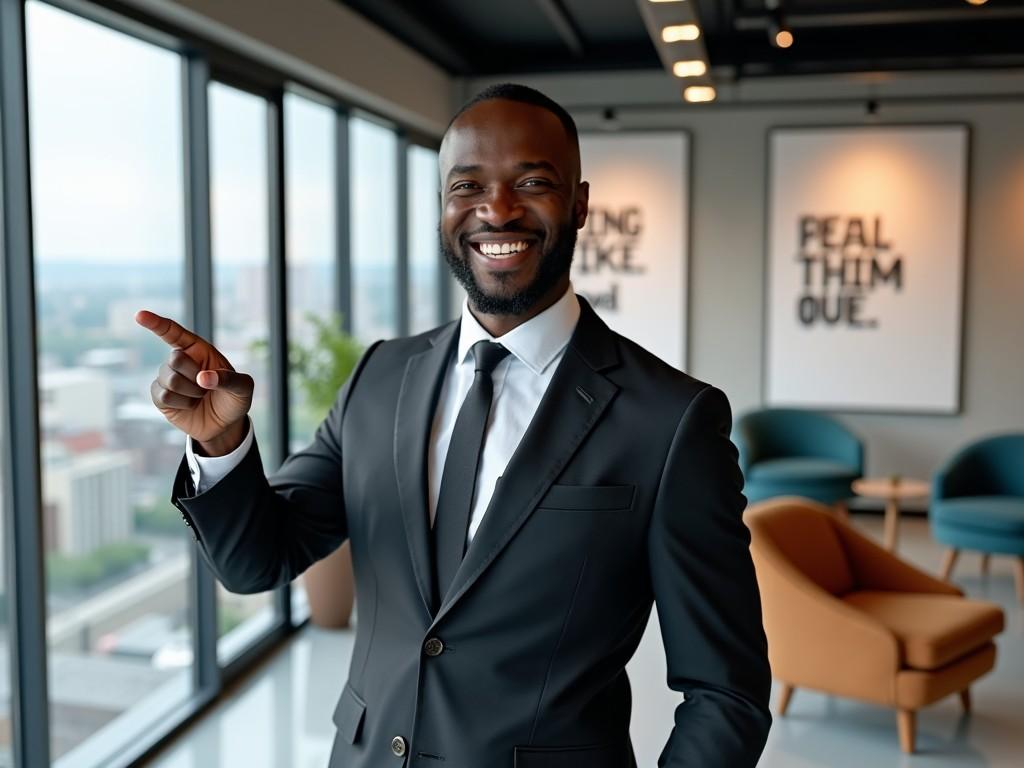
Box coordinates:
[181,54,220,696]
[0,0,50,765]
[266,90,292,626]
[396,132,410,337]
[335,110,352,332]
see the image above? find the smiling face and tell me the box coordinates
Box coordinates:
[439,98,588,326]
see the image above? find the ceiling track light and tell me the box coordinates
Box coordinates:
[772,25,794,49]
[766,0,793,49]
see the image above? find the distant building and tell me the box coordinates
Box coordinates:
[40,368,113,435]
[106,296,182,338]
[45,450,133,556]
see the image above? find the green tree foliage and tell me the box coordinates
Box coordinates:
[47,541,151,591]
[134,501,182,534]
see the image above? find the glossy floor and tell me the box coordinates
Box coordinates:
[145,515,1024,767]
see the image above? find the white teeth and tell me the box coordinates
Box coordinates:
[477,241,530,257]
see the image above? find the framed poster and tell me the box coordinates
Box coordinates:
[574,132,689,370]
[764,125,968,414]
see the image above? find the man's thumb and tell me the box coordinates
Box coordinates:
[197,369,252,396]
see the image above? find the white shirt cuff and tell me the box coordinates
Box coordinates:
[185,418,254,494]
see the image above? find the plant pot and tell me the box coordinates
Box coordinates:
[302,541,355,628]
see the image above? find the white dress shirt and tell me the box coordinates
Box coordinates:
[187,285,581,546]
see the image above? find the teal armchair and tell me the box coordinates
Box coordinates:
[931,433,1024,602]
[734,408,864,507]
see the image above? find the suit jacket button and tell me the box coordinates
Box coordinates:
[423,637,444,657]
[391,735,407,757]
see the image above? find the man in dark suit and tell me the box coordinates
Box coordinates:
[137,84,771,767]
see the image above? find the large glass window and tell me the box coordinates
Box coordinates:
[284,92,338,621]
[25,1,193,760]
[208,81,280,660]
[408,144,442,335]
[284,92,337,452]
[350,116,398,343]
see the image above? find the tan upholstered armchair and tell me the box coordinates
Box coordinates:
[745,497,1004,753]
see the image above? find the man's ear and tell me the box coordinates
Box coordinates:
[574,181,590,230]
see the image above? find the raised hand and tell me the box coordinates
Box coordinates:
[136,309,254,456]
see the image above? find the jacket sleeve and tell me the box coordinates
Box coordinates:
[171,340,381,594]
[648,385,772,767]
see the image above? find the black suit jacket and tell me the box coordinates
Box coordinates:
[173,298,772,767]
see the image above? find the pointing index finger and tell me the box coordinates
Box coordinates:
[135,310,200,349]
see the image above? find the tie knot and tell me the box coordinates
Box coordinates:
[471,340,510,375]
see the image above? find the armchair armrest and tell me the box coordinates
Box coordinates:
[932,462,974,501]
[836,519,962,596]
[820,420,864,473]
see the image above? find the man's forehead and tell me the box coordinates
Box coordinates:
[440,100,576,174]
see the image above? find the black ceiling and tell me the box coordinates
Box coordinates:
[337,0,1024,79]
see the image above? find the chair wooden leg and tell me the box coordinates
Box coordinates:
[940,548,960,581]
[980,553,990,578]
[1014,557,1024,605]
[777,684,795,716]
[897,709,917,754]
[833,500,849,521]
[959,688,971,713]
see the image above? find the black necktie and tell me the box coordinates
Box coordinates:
[432,340,511,610]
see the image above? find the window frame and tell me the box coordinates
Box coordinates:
[0,1,50,765]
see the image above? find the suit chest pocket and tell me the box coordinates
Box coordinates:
[536,484,635,512]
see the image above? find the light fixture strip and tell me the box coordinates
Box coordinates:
[634,0,714,101]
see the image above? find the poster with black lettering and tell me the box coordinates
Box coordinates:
[573,133,688,370]
[765,125,967,413]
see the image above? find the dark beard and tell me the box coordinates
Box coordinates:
[441,221,577,316]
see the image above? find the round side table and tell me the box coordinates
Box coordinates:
[851,477,930,552]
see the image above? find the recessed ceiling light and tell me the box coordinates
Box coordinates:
[965,0,988,5]
[662,24,701,43]
[683,85,716,103]
[672,60,708,77]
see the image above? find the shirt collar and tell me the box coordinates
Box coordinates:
[456,284,581,376]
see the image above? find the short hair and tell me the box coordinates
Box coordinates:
[447,83,579,149]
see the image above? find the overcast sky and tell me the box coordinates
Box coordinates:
[23,0,415,268]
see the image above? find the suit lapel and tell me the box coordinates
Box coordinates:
[394,321,459,620]
[430,300,620,627]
